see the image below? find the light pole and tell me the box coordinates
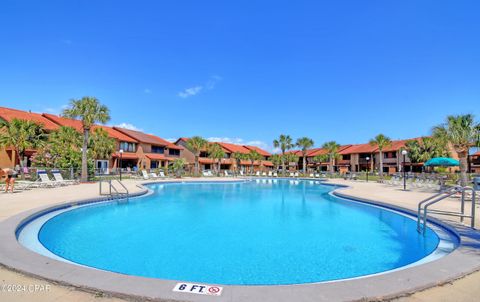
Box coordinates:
[402,150,407,190]
[366,156,370,182]
[119,149,124,181]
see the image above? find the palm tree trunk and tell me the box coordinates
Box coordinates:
[303,153,306,174]
[458,151,468,187]
[379,151,384,179]
[15,148,25,180]
[330,155,334,173]
[218,160,221,176]
[194,154,199,176]
[281,153,286,176]
[81,129,89,182]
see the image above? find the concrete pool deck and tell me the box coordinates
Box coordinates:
[0,178,479,301]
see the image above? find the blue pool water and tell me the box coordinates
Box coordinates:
[38,180,440,285]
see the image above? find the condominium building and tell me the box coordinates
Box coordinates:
[0,106,181,172]
[175,138,272,172]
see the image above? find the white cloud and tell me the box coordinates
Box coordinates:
[115,123,143,131]
[178,86,203,98]
[144,88,152,94]
[205,75,222,90]
[165,138,176,142]
[177,75,222,98]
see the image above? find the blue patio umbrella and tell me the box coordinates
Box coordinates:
[424,157,460,167]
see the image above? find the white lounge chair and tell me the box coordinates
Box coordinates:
[294,172,299,177]
[268,171,273,177]
[262,172,267,176]
[239,170,244,176]
[159,171,166,178]
[52,171,77,185]
[256,171,261,176]
[273,172,278,177]
[142,170,150,180]
[37,172,59,187]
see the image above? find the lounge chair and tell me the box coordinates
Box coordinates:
[262,172,267,176]
[159,171,166,178]
[294,172,299,177]
[142,170,150,180]
[37,171,60,187]
[268,171,273,177]
[256,171,261,177]
[239,170,244,176]
[273,172,278,177]
[52,171,77,185]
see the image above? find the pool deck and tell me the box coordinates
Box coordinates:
[0,177,479,302]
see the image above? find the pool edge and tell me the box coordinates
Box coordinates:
[1,179,480,302]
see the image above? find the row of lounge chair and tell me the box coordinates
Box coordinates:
[386,176,442,191]
[141,170,167,180]
[1,170,79,192]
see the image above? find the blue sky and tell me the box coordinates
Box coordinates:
[1,1,479,152]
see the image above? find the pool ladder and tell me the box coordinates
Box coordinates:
[417,186,476,234]
[99,178,129,201]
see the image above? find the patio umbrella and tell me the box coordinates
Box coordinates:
[424,157,460,167]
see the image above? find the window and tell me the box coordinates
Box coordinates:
[119,142,136,152]
[200,151,208,157]
[383,152,397,159]
[150,161,159,169]
[169,149,180,156]
[342,154,351,160]
[152,146,165,154]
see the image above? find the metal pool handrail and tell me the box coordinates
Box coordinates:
[417,186,476,234]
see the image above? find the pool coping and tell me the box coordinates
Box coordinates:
[0,179,479,302]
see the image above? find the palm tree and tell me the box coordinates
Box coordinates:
[232,151,246,175]
[247,150,263,174]
[405,137,449,164]
[369,134,392,179]
[296,137,314,174]
[47,126,82,168]
[312,154,329,172]
[170,158,187,178]
[207,143,225,175]
[273,134,294,175]
[90,128,116,161]
[0,118,46,178]
[284,153,299,172]
[270,154,283,171]
[62,97,110,182]
[433,114,480,186]
[322,141,341,173]
[186,136,208,176]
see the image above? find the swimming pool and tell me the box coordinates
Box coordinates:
[22,180,454,285]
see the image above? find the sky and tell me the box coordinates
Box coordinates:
[1,1,479,152]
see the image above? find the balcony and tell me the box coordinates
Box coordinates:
[336,160,350,166]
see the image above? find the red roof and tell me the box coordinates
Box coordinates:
[473,151,480,156]
[42,114,137,143]
[340,143,377,154]
[244,145,271,157]
[0,107,59,131]
[199,158,233,165]
[114,127,181,149]
[217,142,251,154]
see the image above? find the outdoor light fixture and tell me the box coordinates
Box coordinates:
[119,149,124,181]
[366,156,370,182]
[401,150,408,190]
